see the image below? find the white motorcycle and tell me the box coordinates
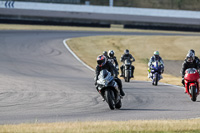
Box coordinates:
[96,69,122,110]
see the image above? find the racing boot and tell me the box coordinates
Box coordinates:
[120,71,124,77]
[120,69,124,77]
[115,78,125,96]
[182,78,185,87]
[120,67,124,77]
[119,83,125,96]
[148,72,150,78]
[131,71,134,78]
[99,92,105,101]
[120,88,125,96]
[131,66,135,78]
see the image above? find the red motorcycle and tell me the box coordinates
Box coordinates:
[184,68,200,101]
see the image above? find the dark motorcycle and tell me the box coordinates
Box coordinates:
[123,58,133,82]
[96,69,122,110]
[150,61,163,86]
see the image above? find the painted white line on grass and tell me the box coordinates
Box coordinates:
[63,39,95,72]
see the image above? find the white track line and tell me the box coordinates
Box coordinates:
[63,39,95,72]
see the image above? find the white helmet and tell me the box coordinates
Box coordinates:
[108,50,114,57]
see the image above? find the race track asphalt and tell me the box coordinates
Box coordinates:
[0,30,200,124]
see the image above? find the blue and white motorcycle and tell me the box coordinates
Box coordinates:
[149,61,163,86]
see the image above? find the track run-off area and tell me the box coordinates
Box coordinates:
[0,30,200,124]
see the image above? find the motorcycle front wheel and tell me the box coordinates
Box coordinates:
[125,70,130,82]
[191,85,197,102]
[152,73,158,86]
[155,73,158,86]
[104,90,115,110]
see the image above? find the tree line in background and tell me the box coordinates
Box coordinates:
[10,0,200,10]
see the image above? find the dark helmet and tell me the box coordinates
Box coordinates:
[108,50,114,57]
[97,55,107,67]
[186,52,195,63]
[103,51,108,57]
[154,51,160,60]
[124,49,129,55]
[188,49,195,55]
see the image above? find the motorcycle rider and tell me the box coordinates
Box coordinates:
[188,49,200,67]
[108,50,119,75]
[120,49,135,77]
[181,51,199,86]
[148,51,164,78]
[95,55,125,96]
[103,51,109,59]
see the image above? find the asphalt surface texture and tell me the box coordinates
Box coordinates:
[0,30,200,125]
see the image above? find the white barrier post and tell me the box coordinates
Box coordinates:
[109,0,113,7]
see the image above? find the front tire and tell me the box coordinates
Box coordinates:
[152,73,158,86]
[191,86,197,102]
[125,70,130,82]
[105,90,115,110]
[155,73,158,86]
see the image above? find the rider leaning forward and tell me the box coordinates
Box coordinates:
[120,49,135,77]
[148,51,164,79]
[95,55,125,96]
[181,49,200,86]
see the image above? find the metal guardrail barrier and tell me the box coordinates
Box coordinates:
[0,1,200,31]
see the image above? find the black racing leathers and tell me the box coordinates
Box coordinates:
[108,56,118,67]
[95,61,125,96]
[108,56,119,75]
[181,57,200,86]
[181,57,199,78]
[120,54,135,63]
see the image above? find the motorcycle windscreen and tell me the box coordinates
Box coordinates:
[97,69,113,86]
[185,68,199,81]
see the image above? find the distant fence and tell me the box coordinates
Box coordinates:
[2,0,81,4]
[3,0,200,11]
[0,1,200,31]
[1,1,200,19]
